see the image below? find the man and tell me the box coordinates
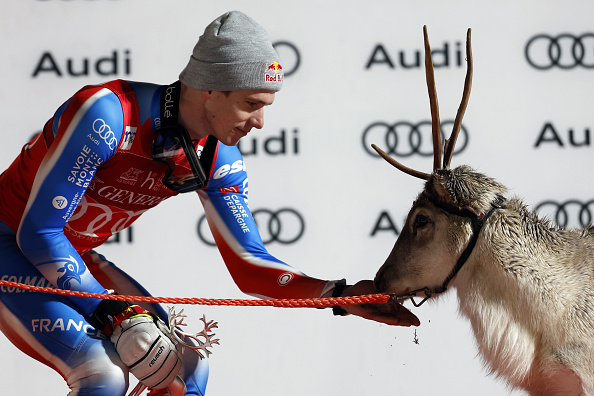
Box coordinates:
[0,11,419,396]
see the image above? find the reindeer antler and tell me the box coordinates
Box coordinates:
[371,143,430,180]
[423,25,442,173]
[443,28,473,169]
[373,26,473,178]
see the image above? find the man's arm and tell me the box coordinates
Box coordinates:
[16,87,123,315]
[199,143,419,326]
[198,143,328,299]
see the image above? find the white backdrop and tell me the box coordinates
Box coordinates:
[2,0,593,394]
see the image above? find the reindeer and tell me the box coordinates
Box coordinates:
[372,26,594,395]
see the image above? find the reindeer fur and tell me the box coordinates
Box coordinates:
[375,165,594,395]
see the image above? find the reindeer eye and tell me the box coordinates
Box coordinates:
[414,214,429,229]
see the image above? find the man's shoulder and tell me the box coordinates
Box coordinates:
[215,141,242,160]
[75,80,161,102]
[208,141,246,185]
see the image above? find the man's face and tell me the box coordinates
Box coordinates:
[196,90,275,146]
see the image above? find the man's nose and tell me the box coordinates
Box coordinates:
[249,108,264,130]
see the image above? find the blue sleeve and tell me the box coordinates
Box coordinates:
[198,143,327,299]
[205,144,284,262]
[16,88,124,315]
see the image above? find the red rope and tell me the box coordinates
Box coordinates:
[0,280,390,308]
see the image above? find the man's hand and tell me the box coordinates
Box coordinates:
[110,313,182,390]
[92,301,183,390]
[336,280,420,327]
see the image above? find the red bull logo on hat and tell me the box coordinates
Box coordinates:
[264,61,283,82]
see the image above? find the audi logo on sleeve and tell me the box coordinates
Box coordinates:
[525,33,594,70]
[362,120,469,158]
[534,199,594,229]
[197,207,305,246]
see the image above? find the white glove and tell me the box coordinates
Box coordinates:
[110,315,182,390]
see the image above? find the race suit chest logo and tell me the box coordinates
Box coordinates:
[213,160,245,180]
[96,186,169,207]
[65,194,151,242]
[117,167,144,186]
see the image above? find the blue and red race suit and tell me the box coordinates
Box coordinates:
[0,80,331,395]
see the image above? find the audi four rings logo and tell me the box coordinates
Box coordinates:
[272,41,300,77]
[362,120,469,157]
[525,33,594,70]
[92,118,118,150]
[197,208,305,246]
[535,199,594,229]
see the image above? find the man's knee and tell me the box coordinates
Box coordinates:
[180,353,209,396]
[66,346,129,396]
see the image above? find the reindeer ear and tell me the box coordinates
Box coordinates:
[426,172,458,207]
[427,167,507,216]
[426,168,483,215]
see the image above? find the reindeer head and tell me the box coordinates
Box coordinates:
[373,27,507,301]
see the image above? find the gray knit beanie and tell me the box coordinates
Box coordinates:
[179,11,283,92]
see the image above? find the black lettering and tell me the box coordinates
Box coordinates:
[264,130,286,155]
[568,128,590,147]
[95,51,118,76]
[105,227,134,244]
[455,41,463,66]
[67,58,89,76]
[238,129,299,156]
[32,52,62,77]
[399,50,421,69]
[431,42,449,68]
[535,122,564,147]
[365,41,462,71]
[292,129,299,154]
[365,44,394,69]
[237,139,257,156]
[371,211,400,236]
[124,49,131,74]
[33,50,131,78]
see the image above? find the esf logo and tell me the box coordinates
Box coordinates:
[213,160,245,180]
[365,40,464,70]
[534,122,591,148]
[197,207,305,245]
[362,120,469,158]
[525,33,594,70]
[32,49,131,77]
[238,129,299,156]
[534,199,594,229]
